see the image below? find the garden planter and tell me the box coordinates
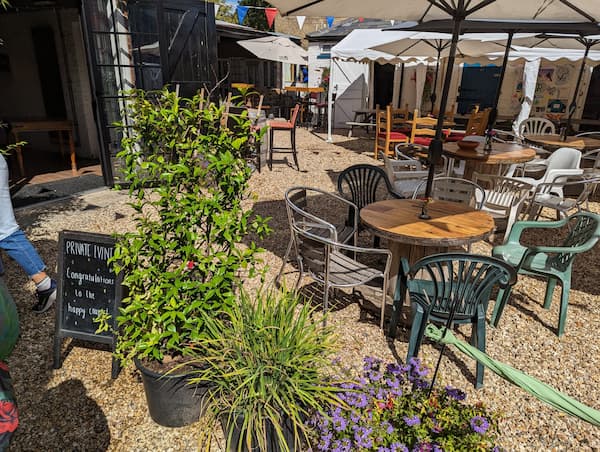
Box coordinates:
[135,359,210,427]
[221,414,298,452]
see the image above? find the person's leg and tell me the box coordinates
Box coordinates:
[0,229,56,313]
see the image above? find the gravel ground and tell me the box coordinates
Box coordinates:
[4,128,600,451]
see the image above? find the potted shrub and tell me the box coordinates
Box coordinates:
[185,288,341,451]
[110,87,270,427]
[308,356,501,451]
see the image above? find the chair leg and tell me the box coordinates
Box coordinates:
[274,239,293,287]
[388,272,407,338]
[322,284,330,327]
[406,305,425,361]
[291,128,299,170]
[543,277,557,310]
[471,317,486,389]
[490,286,512,327]
[557,275,571,337]
[269,128,274,170]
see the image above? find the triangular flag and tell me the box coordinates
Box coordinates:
[296,15,306,30]
[390,19,395,25]
[237,6,249,25]
[358,17,364,22]
[265,7,277,28]
[326,16,334,28]
[214,3,220,17]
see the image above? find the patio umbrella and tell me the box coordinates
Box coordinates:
[237,36,308,65]
[400,20,600,139]
[269,0,600,199]
[371,31,533,113]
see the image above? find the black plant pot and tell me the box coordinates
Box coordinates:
[221,414,298,452]
[135,359,210,427]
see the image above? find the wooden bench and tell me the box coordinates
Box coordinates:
[345,121,376,137]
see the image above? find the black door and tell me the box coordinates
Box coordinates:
[582,65,600,125]
[373,63,395,108]
[457,65,501,114]
[82,0,217,186]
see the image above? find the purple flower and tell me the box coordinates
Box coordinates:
[391,444,409,452]
[412,442,441,452]
[317,432,332,451]
[350,410,361,424]
[430,418,442,433]
[445,385,466,401]
[332,438,352,452]
[332,408,347,432]
[354,426,373,448]
[403,415,421,427]
[470,415,490,434]
[378,448,390,452]
[381,421,394,434]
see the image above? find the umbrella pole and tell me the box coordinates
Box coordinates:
[327,60,335,142]
[565,41,592,137]
[398,62,405,108]
[487,31,514,136]
[425,16,463,201]
[430,48,441,114]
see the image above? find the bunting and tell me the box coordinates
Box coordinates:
[214,3,220,17]
[326,16,334,28]
[265,7,277,28]
[236,5,249,25]
[296,15,306,30]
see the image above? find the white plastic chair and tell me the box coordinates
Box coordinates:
[526,174,600,221]
[472,172,533,243]
[412,177,486,210]
[380,151,428,198]
[518,117,556,139]
[511,147,583,198]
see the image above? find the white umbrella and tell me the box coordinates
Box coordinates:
[237,36,308,65]
[269,0,600,198]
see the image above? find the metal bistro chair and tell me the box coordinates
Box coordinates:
[391,253,516,388]
[275,187,358,287]
[491,212,600,336]
[291,222,392,329]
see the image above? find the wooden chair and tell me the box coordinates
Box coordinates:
[409,109,450,147]
[268,104,300,170]
[374,105,409,159]
[431,103,455,123]
[446,108,491,142]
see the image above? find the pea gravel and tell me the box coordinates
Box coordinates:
[4,128,600,451]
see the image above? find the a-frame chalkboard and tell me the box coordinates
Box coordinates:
[53,231,122,378]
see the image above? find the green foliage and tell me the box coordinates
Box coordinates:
[309,357,501,451]
[239,0,273,30]
[186,288,341,452]
[112,87,271,365]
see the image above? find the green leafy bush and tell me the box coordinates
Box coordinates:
[186,288,341,452]
[112,87,270,365]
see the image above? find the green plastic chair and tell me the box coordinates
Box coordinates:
[491,212,600,336]
[390,253,516,388]
[0,276,19,360]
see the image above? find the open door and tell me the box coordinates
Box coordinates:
[82,0,217,186]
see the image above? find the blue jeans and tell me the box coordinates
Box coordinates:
[0,230,46,277]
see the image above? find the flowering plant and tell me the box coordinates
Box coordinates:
[308,357,500,451]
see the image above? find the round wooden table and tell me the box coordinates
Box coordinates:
[524,134,600,152]
[444,141,537,179]
[360,199,495,297]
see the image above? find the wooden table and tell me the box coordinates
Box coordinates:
[444,141,537,180]
[524,134,600,152]
[360,199,495,297]
[9,120,77,177]
[283,86,324,94]
[404,118,456,128]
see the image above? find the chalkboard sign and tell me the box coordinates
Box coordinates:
[53,231,122,378]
